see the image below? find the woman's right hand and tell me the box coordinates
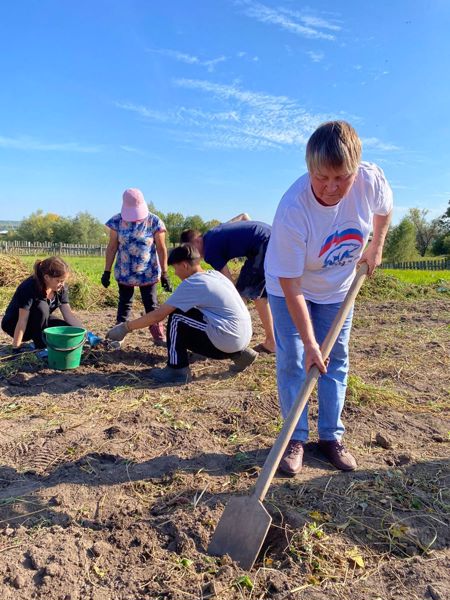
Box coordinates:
[101,271,111,288]
[304,341,327,373]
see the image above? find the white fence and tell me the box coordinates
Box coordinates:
[381,258,450,271]
[0,241,107,256]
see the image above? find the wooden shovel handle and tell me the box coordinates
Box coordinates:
[254,263,368,502]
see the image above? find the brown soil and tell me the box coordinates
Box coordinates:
[0,299,449,600]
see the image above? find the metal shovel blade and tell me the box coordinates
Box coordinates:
[207,495,272,571]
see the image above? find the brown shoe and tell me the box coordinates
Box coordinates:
[318,440,357,471]
[279,441,304,475]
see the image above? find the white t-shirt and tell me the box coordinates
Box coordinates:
[265,162,393,303]
[166,270,252,352]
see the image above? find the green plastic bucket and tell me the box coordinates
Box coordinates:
[43,326,86,370]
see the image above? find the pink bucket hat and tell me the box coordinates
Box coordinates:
[121,188,149,222]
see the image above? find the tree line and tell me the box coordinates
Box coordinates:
[383,202,450,262]
[3,201,450,261]
[2,204,220,246]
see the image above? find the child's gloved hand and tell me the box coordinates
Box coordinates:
[106,322,130,342]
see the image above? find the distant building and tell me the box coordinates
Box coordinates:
[0,220,21,235]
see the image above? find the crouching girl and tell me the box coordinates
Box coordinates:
[2,257,84,351]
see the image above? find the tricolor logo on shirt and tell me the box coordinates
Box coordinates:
[319,228,363,267]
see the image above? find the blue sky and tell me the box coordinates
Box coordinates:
[1,0,449,226]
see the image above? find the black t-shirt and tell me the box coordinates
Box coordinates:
[2,276,69,328]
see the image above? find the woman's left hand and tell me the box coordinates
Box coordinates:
[358,243,383,276]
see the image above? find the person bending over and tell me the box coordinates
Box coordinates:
[180,219,275,354]
[265,120,393,475]
[106,244,258,384]
[2,257,84,350]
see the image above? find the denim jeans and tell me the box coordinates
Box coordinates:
[268,294,354,442]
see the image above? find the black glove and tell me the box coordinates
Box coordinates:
[161,274,172,292]
[101,271,111,288]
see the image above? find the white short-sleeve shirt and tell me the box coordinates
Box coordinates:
[265,162,393,303]
[166,270,252,352]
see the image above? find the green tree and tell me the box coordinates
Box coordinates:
[164,212,185,245]
[16,210,62,242]
[147,201,165,222]
[53,217,75,243]
[70,212,108,244]
[432,234,450,255]
[204,219,221,231]
[431,200,450,255]
[384,218,418,262]
[439,199,450,230]
[183,215,206,234]
[407,208,440,256]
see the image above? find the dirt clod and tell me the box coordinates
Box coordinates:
[12,575,26,589]
[375,432,394,449]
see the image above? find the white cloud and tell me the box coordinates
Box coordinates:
[116,79,399,154]
[119,145,160,159]
[149,48,227,72]
[362,137,401,152]
[0,135,101,153]
[120,145,140,153]
[307,50,324,63]
[154,49,199,65]
[236,50,259,62]
[117,79,329,150]
[298,14,341,32]
[114,102,171,122]
[238,0,340,41]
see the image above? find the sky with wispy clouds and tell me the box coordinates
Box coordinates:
[1,0,449,224]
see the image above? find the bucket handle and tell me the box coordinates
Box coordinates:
[44,333,86,353]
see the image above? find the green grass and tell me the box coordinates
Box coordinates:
[14,256,450,305]
[21,256,105,285]
[17,255,190,308]
[19,255,215,293]
[383,269,450,286]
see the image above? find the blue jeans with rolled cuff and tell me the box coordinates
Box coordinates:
[268,294,354,442]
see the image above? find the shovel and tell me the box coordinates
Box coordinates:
[208,263,368,570]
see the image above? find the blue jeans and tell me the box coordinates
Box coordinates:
[268,294,354,442]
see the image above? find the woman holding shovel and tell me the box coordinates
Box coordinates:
[101,188,172,345]
[265,121,393,474]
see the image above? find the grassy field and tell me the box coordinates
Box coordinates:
[19,256,450,286]
[21,255,107,285]
[383,268,450,285]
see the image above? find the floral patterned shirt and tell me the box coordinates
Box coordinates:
[105,213,166,286]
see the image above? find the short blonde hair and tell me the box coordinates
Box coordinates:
[306,121,362,175]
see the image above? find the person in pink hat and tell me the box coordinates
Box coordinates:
[101,188,172,344]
